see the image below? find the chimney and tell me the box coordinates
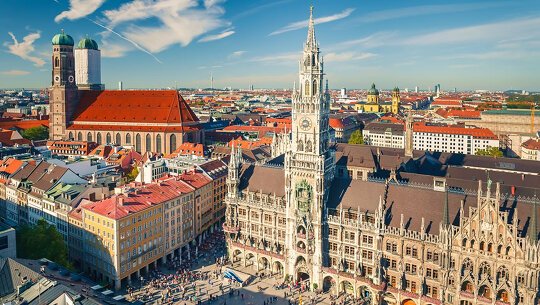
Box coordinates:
[118,196,125,205]
[89,192,96,201]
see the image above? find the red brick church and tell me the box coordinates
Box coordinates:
[48,32,201,155]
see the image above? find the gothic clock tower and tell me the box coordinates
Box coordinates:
[284,6,335,287]
[49,31,79,141]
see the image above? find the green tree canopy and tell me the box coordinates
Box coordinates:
[348,129,364,145]
[125,166,139,182]
[475,146,503,157]
[16,219,71,269]
[21,126,49,141]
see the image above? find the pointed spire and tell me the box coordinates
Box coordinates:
[443,187,450,226]
[531,194,538,243]
[306,5,317,49]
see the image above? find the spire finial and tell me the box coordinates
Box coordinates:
[306,4,317,48]
[443,187,450,226]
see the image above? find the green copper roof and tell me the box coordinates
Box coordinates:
[368,83,379,95]
[77,37,99,50]
[52,31,74,46]
[483,109,540,116]
[393,87,400,92]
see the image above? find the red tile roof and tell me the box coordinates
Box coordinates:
[83,178,195,220]
[413,122,497,139]
[166,142,205,158]
[66,124,200,132]
[0,120,48,130]
[0,130,31,146]
[71,90,198,124]
[522,138,540,150]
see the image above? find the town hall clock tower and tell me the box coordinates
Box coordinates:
[284,6,335,287]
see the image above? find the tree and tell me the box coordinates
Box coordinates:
[348,129,364,145]
[475,146,503,157]
[125,166,139,182]
[21,126,49,141]
[16,219,71,269]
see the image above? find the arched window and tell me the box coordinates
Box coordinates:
[304,80,310,96]
[462,238,467,247]
[135,134,141,152]
[96,133,102,145]
[126,133,131,144]
[87,132,92,142]
[145,134,152,152]
[77,132,82,141]
[497,244,503,254]
[68,132,73,140]
[156,134,162,153]
[311,54,315,66]
[312,80,317,95]
[106,133,111,144]
[54,57,59,67]
[169,134,177,153]
[115,133,121,145]
[461,259,473,276]
[470,240,475,248]
[505,246,511,256]
[487,243,493,252]
[479,261,491,279]
[496,266,509,284]
[480,241,485,251]
[306,140,312,152]
[297,140,303,151]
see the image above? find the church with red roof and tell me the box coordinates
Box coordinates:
[48,32,201,155]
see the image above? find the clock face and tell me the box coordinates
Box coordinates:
[301,117,311,130]
[54,75,60,83]
[68,75,74,83]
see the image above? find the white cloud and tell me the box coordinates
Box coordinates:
[325,52,376,62]
[4,32,45,67]
[359,3,509,23]
[55,0,106,22]
[198,29,235,43]
[1,70,30,76]
[402,17,540,46]
[102,0,229,53]
[270,8,355,36]
[249,52,300,64]
[228,50,246,58]
[99,40,132,58]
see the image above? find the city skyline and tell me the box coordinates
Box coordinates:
[1,0,540,90]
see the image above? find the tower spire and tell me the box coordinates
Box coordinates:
[443,187,450,226]
[306,5,317,48]
[531,194,538,243]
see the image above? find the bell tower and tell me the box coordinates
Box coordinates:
[49,31,79,140]
[392,87,400,114]
[284,5,335,288]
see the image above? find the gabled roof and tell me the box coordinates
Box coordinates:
[71,90,198,124]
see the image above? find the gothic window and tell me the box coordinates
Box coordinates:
[462,238,467,247]
[497,244,503,254]
[461,258,473,276]
[96,133,102,145]
[487,243,493,252]
[106,133,112,144]
[170,134,177,152]
[505,246,511,256]
[497,266,509,284]
[77,132,82,141]
[312,80,317,95]
[54,57,59,67]
[115,133,121,145]
[126,133,131,144]
[145,134,152,152]
[470,239,475,248]
[87,132,92,142]
[306,140,312,152]
[135,134,141,152]
[479,261,491,278]
[68,132,73,140]
[156,134,162,153]
[479,241,485,251]
[297,140,303,151]
[304,80,310,96]
[311,54,315,66]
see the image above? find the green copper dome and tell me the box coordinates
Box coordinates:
[393,87,400,92]
[368,83,379,95]
[77,37,98,50]
[52,31,74,46]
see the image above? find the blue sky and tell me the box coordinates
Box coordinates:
[1,0,540,91]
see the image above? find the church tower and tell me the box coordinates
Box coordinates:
[391,87,400,114]
[284,5,335,288]
[75,37,103,90]
[49,31,79,140]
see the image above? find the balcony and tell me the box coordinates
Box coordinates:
[222,224,240,233]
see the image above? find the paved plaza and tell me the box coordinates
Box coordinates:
[125,230,357,305]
